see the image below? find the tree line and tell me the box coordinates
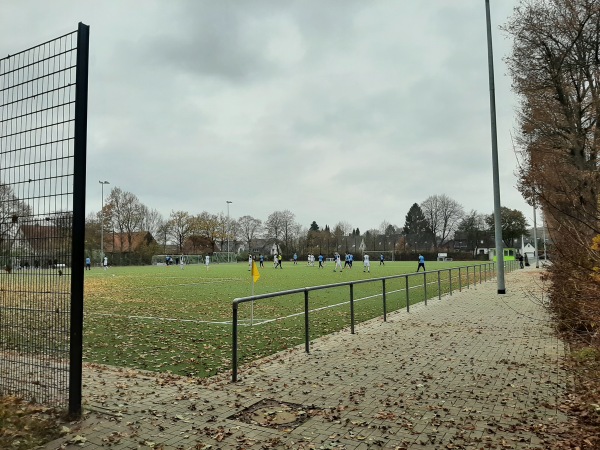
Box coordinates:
[80,187,529,263]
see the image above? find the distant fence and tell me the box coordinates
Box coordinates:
[231,261,519,381]
[0,23,89,416]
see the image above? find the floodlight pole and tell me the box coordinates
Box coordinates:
[99,180,110,264]
[226,201,232,263]
[485,0,505,293]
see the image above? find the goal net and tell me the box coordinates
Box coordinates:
[151,254,204,265]
[151,253,236,265]
[211,252,236,263]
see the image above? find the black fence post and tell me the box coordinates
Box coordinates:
[405,276,410,312]
[232,303,239,382]
[304,290,310,353]
[458,267,462,292]
[350,284,355,334]
[449,269,453,296]
[437,270,441,300]
[423,272,427,306]
[382,279,387,322]
[68,21,90,420]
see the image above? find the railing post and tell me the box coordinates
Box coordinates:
[437,270,441,300]
[304,290,310,354]
[232,303,239,382]
[382,279,387,322]
[479,264,482,284]
[458,267,462,292]
[350,283,355,334]
[466,266,470,289]
[405,276,410,312]
[423,272,427,306]
[449,269,453,296]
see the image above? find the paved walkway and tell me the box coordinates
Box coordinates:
[46,268,567,450]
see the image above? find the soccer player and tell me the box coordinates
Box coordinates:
[275,254,283,269]
[417,254,426,272]
[380,254,385,265]
[248,254,253,271]
[85,256,91,270]
[334,253,343,272]
[318,253,324,268]
[180,255,185,270]
[103,256,108,270]
[344,254,350,269]
[259,254,264,268]
[205,255,210,270]
[293,253,298,265]
[363,254,370,272]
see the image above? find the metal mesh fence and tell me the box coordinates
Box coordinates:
[0,25,88,413]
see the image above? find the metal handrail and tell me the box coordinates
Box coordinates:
[232,260,517,381]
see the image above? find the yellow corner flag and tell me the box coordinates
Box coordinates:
[251,261,260,283]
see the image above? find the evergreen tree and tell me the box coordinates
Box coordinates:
[402,203,431,251]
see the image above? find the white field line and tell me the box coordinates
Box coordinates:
[85,312,231,325]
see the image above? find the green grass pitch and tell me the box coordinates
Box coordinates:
[83,260,493,378]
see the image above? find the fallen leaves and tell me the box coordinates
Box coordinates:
[0,396,64,450]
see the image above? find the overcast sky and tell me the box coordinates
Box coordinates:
[1,1,532,233]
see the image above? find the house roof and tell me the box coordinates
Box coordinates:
[18,224,66,254]
[105,231,155,253]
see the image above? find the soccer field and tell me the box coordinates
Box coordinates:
[83,260,493,377]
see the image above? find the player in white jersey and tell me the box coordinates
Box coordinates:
[363,254,370,273]
[334,253,343,272]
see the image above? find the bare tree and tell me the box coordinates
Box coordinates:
[280,210,298,253]
[334,221,352,236]
[167,210,194,253]
[421,194,465,249]
[505,0,600,253]
[143,208,165,239]
[105,187,148,252]
[265,210,293,252]
[0,184,32,253]
[196,211,220,252]
[238,215,263,253]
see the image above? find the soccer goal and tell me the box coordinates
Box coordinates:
[362,250,395,262]
[211,252,236,263]
[151,254,204,265]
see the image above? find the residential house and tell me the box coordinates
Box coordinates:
[2,223,70,267]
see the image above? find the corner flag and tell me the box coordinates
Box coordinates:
[251,261,260,283]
